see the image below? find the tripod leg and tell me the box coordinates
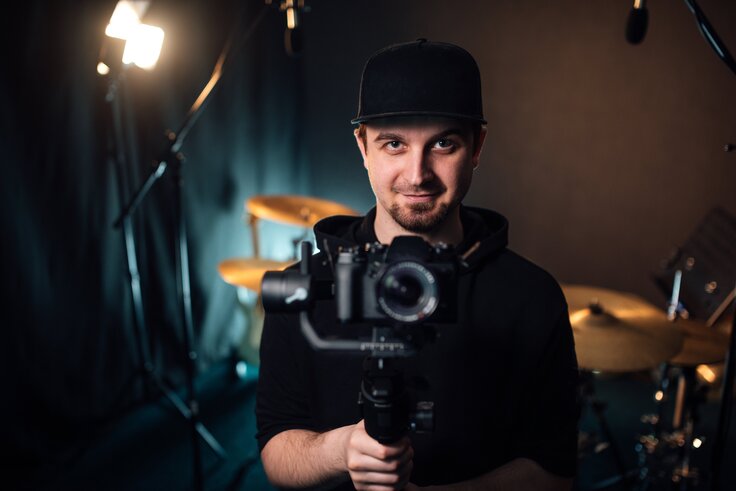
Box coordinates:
[148,370,228,459]
[111,83,227,467]
[580,371,634,491]
[591,400,628,479]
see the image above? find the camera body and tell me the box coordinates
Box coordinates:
[335,236,458,325]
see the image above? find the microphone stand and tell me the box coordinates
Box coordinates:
[679,3,735,489]
[111,4,270,490]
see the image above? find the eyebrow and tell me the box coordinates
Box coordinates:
[372,128,468,144]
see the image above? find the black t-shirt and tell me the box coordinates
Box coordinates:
[256,207,579,488]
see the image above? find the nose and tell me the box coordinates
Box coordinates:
[403,148,434,187]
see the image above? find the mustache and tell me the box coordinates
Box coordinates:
[392,183,445,194]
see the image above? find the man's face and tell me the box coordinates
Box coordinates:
[355,117,485,235]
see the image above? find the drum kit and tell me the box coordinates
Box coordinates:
[217,194,359,364]
[564,284,730,490]
[216,195,729,489]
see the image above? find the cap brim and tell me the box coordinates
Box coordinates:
[351,111,487,125]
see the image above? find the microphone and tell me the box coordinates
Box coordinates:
[282,0,304,56]
[626,0,649,44]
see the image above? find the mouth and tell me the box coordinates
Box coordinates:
[401,193,440,203]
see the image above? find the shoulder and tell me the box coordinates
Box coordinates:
[476,248,566,307]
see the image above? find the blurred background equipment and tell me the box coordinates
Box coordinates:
[219,258,291,292]
[245,194,358,258]
[101,5,228,491]
[566,280,733,490]
[219,194,357,365]
[653,207,736,326]
[564,284,684,373]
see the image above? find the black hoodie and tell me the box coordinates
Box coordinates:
[256,206,579,487]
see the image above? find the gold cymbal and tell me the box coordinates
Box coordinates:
[562,285,684,373]
[669,318,729,367]
[218,258,291,292]
[246,195,359,228]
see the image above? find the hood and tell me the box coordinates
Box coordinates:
[313,205,508,272]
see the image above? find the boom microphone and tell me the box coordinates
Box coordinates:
[283,0,303,56]
[626,0,649,44]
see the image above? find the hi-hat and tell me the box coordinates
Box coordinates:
[246,195,359,228]
[218,258,291,292]
[562,285,684,372]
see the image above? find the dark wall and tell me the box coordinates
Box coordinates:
[299,0,736,307]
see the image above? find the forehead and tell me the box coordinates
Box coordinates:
[363,116,472,136]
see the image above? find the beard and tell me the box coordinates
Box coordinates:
[388,200,451,233]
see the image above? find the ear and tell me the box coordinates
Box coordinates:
[471,127,487,169]
[354,127,368,168]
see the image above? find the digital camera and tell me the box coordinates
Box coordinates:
[335,236,458,325]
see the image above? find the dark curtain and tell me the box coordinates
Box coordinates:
[0,0,304,479]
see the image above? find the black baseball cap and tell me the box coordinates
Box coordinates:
[351,39,486,125]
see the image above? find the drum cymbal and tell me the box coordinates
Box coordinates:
[669,318,729,367]
[246,195,359,228]
[562,285,684,373]
[218,258,291,292]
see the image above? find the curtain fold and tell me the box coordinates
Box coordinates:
[1,0,304,475]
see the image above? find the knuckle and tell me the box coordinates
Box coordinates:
[376,447,389,460]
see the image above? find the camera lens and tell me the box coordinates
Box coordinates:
[384,274,422,307]
[376,261,438,323]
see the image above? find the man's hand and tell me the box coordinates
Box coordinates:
[345,420,414,491]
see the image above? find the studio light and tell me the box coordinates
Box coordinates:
[121,24,164,70]
[99,0,164,74]
[105,1,150,40]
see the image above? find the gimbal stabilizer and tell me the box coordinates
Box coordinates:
[262,241,438,443]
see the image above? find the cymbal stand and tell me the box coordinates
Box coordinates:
[671,367,706,489]
[711,308,735,491]
[636,273,706,490]
[579,371,633,491]
[247,213,261,258]
[678,2,736,488]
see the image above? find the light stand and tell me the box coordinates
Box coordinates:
[106,69,226,491]
[108,3,271,489]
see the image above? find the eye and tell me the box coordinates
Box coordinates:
[434,138,456,151]
[383,140,405,153]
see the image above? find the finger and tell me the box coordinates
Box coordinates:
[351,429,412,460]
[351,463,414,491]
[351,470,405,486]
[352,484,404,491]
[347,452,405,473]
[351,468,413,491]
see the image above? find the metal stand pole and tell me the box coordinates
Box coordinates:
[711,303,735,491]
[108,7,274,488]
[579,371,631,491]
[107,74,226,491]
[171,151,205,491]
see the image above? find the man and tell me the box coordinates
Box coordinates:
[256,39,579,490]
